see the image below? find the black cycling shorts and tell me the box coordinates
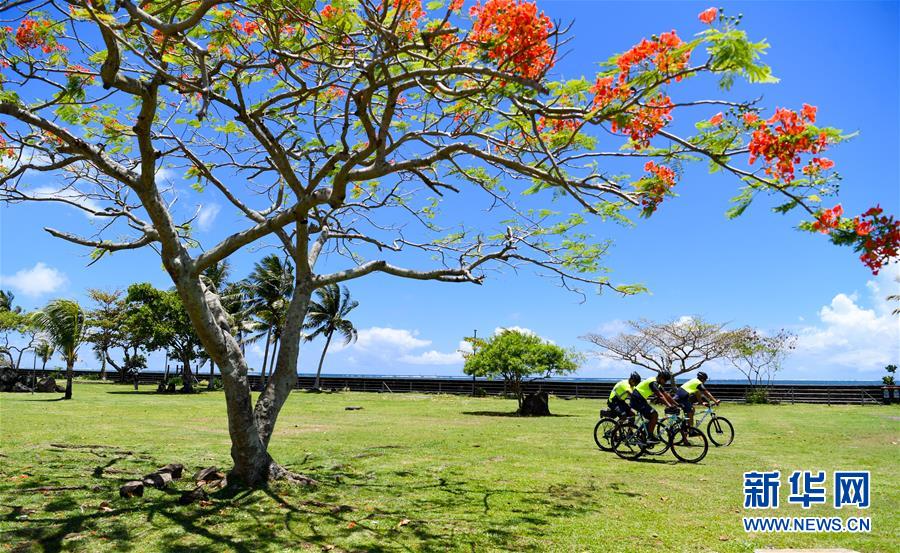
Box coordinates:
[607,396,631,418]
[675,388,694,415]
[629,390,654,418]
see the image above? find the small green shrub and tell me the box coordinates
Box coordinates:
[746,388,770,404]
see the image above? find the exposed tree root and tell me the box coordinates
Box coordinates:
[268,462,317,487]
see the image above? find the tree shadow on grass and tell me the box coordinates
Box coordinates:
[3,442,609,552]
[18,397,67,402]
[461,411,575,418]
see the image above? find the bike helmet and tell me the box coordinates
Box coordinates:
[629,371,641,384]
[658,370,673,382]
[697,371,708,382]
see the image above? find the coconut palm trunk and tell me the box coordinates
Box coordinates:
[313,331,334,390]
[259,326,272,385]
[64,357,74,399]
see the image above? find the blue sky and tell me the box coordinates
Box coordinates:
[1,1,898,380]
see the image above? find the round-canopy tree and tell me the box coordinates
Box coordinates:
[463,329,579,414]
[0,1,897,485]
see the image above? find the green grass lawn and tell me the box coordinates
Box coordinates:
[1,383,898,552]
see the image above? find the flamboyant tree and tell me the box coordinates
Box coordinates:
[0,1,897,485]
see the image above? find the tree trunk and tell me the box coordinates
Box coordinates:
[63,357,73,400]
[313,331,333,390]
[99,350,107,380]
[182,353,194,393]
[253,285,312,449]
[160,257,315,487]
[208,360,216,390]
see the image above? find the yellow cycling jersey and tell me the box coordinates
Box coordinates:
[681,378,704,395]
[608,379,632,402]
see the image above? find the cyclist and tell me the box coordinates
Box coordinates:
[676,371,720,429]
[607,372,640,418]
[630,370,679,440]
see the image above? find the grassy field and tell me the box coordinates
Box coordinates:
[0,383,897,552]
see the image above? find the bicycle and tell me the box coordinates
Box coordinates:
[656,407,710,463]
[610,411,671,460]
[694,402,734,447]
[593,410,619,452]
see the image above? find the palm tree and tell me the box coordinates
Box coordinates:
[31,340,55,392]
[0,290,21,313]
[221,281,255,354]
[35,339,54,371]
[247,255,294,385]
[303,284,358,390]
[33,300,86,400]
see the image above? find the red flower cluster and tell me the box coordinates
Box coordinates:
[590,32,688,111]
[536,116,578,134]
[450,0,465,11]
[0,134,14,159]
[812,204,843,234]
[393,0,425,19]
[856,206,900,274]
[801,156,835,175]
[616,31,689,84]
[612,94,674,149]
[810,205,899,274]
[640,161,677,214]
[14,19,62,53]
[709,112,724,126]
[231,19,259,35]
[747,105,829,182]
[321,4,343,19]
[589,76,627,110]
[391,0,426,38]
[698,7,717,24]
[468,0,555,80]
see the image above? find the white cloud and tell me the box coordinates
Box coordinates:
[494,325,536,336]
[31,186,101,215]
[196,203,221,232]
[335,327,464,367]
[155,167,177,182]
[0,262,67,298]
[354,327,430,351]
[400,350,464,365]
[792,265,900,376]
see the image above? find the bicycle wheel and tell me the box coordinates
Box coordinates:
[706,416,734,447]
[593,417,618,451]
[645,421,672,456]
[669,426,709,463]
[611,420,645,460]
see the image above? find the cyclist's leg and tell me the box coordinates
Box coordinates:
[630,391,657,437]
[675,389,695,428]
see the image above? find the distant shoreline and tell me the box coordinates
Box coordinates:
[56,369,883,386]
